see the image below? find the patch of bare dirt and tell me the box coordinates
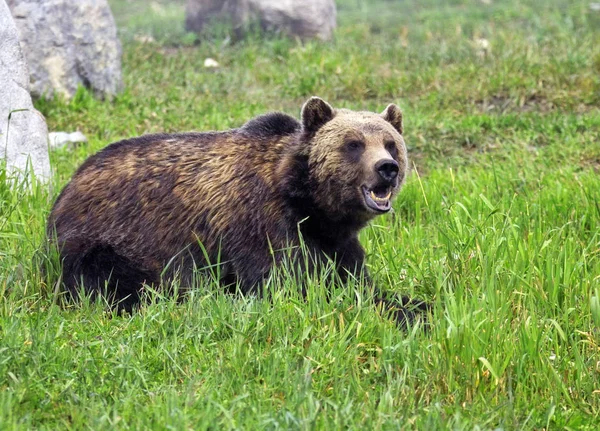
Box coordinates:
[475,94,556,113]
[475,94,599,114]
[580,156,600,174]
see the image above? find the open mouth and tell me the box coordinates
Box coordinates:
[362,184,392,213]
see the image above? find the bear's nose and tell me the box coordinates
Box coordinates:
[375,159,399,182]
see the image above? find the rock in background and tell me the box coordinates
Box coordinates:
[185,0,336,41]
[0,0,50,181]
[7,0,123,99]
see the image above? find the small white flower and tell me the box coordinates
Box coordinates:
[475,38,491,58]
[476,38,490,50]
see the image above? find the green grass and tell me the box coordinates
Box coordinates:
[2,0,600,428]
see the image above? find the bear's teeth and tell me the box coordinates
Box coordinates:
[370,190,391,202]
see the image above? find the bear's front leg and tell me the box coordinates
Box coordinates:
[374,296,431,329]
[336,237,430,328]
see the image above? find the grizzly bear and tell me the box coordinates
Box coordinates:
[47,97,428,324]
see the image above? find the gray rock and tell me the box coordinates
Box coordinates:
[0,0,50,181]
[7,0,123,99]
[185,0,336,41]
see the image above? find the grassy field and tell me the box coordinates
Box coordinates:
[2,0,600,428]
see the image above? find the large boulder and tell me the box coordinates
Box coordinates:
[185,0,336,41]
[7,0,122,99]
[0,0,50,181]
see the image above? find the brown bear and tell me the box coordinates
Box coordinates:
[47,97,428,324]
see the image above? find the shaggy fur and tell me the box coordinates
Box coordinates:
[47,97,428,323]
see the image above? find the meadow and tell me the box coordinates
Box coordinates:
[1,0,599,428]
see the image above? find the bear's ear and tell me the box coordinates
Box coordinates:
[381,104,403,135]
[301,97,334,133]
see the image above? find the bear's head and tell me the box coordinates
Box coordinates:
[291,97,408,224]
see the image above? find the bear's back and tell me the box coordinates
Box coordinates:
[48,113,302,274]
[70,111,301,181]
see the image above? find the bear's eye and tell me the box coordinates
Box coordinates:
[385,141,398,158]
[345,140,364,153]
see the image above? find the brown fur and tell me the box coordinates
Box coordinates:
[47,97,428,324]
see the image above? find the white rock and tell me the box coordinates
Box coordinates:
[0,0,50,181]
[203,58,220,68]
[134,34,156,44]
[48,131,88,149]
